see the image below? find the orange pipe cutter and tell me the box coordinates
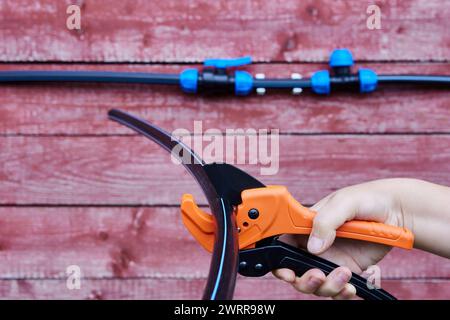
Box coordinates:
[182,185,413,253]
[181,174,413,301]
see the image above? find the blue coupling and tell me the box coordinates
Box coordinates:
[359,68,378,93]
[234,70,253,96]
[179,69,198,93]
[311,70,330,95]
[330,49,354,68]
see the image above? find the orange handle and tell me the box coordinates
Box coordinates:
[236,186,414,250]
[335,219,413,249]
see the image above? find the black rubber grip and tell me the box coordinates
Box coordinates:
[238,238,396,300]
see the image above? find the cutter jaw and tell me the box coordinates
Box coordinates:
[203,163,265,207]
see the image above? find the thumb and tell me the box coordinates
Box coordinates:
[307,195,356,254]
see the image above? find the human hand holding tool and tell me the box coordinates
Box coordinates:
[274,179,450,299]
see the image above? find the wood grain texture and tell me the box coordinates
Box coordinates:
[0,207,448,280]
[1,0,449,62]
[0,278,448,300]
[0,0,449,300]
[0,63,450,135]
[1,135,450,205]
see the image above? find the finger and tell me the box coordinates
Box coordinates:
[332,283,357,300]
[272,268,295,283]
[310,192,335,212]
[314,267,352,297]
[307,192,357,254]
[291,269,326,294]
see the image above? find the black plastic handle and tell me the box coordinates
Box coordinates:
[238,238,396,300]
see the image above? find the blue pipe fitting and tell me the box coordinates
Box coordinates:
[204,56,252,69]
[359,68,378,93]
[234,70,253,96]
[180,69,198,93]
[311,70,330,95]
[330,49,354,68]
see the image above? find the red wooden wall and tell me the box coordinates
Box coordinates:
[0,0,449,299]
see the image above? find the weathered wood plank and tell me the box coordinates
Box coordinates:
[0,207,448,279]
[0,207,210,279]
[1,0,449,62]
[0,278,448,300]
[1,135,450,205]
[1,63,449,135]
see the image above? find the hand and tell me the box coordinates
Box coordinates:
[273,179,415,300]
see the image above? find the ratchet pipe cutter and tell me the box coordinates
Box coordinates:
[108,109,414,301]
